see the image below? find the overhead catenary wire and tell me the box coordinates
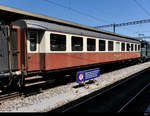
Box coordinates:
[133,0,150,17]
[94,18,150,34]
[95,19,150,28]
[42,0,110,23]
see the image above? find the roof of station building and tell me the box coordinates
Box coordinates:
[0,4,141,41]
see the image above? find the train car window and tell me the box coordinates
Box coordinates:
[115,42,120,52]
[135,44,137,51]
[121,43,125,51]
[72,36,83,51]
[108,41,113,51]
[29,32,37,51]
[127,43,130,51]
[138,45,140,51]
[99,40,105,51]
[87,38,96,51]
[131,44,134,51]
[50,33,66,51]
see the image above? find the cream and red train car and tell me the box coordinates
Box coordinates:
[0,19,141,89]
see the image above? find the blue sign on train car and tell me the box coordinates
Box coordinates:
[77,68,100,83]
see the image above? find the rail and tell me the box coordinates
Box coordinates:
[118,82,150,112]
[0,92,20,101]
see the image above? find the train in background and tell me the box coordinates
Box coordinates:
[141,40,150,61]
[0,19,150,91]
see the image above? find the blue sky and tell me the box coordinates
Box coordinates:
[0,0,150,41]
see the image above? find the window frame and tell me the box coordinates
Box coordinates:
[87,38,96,51]
[138,44,141,51]
[71,36,83,52]
[27,30,38,53]
[99,39,106,51]
[115,41,121,52]
[135,44,137,51]
[50,33,67,52]
[126,43,130,51]
[121,42,125,51]
[108,41,114,51]
[131,43,134,51]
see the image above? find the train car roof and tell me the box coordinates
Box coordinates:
[0,4,140,42]
[12,19,140,44]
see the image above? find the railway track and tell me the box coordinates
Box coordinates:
[118,82,150,112]
[51,67,150,112]
[0,92,20,102]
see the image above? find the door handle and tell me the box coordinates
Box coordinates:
[27,55,31,59]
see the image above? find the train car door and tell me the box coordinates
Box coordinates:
[0,25,9,73]
[10,28,18,71]
[27,30,41,71]
[10,26,26,71]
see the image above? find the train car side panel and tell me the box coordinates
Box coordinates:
[43,52,140,71]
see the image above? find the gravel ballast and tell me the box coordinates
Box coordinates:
[0,62,150,112]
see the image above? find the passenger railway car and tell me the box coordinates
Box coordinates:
[0,19,143,89]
